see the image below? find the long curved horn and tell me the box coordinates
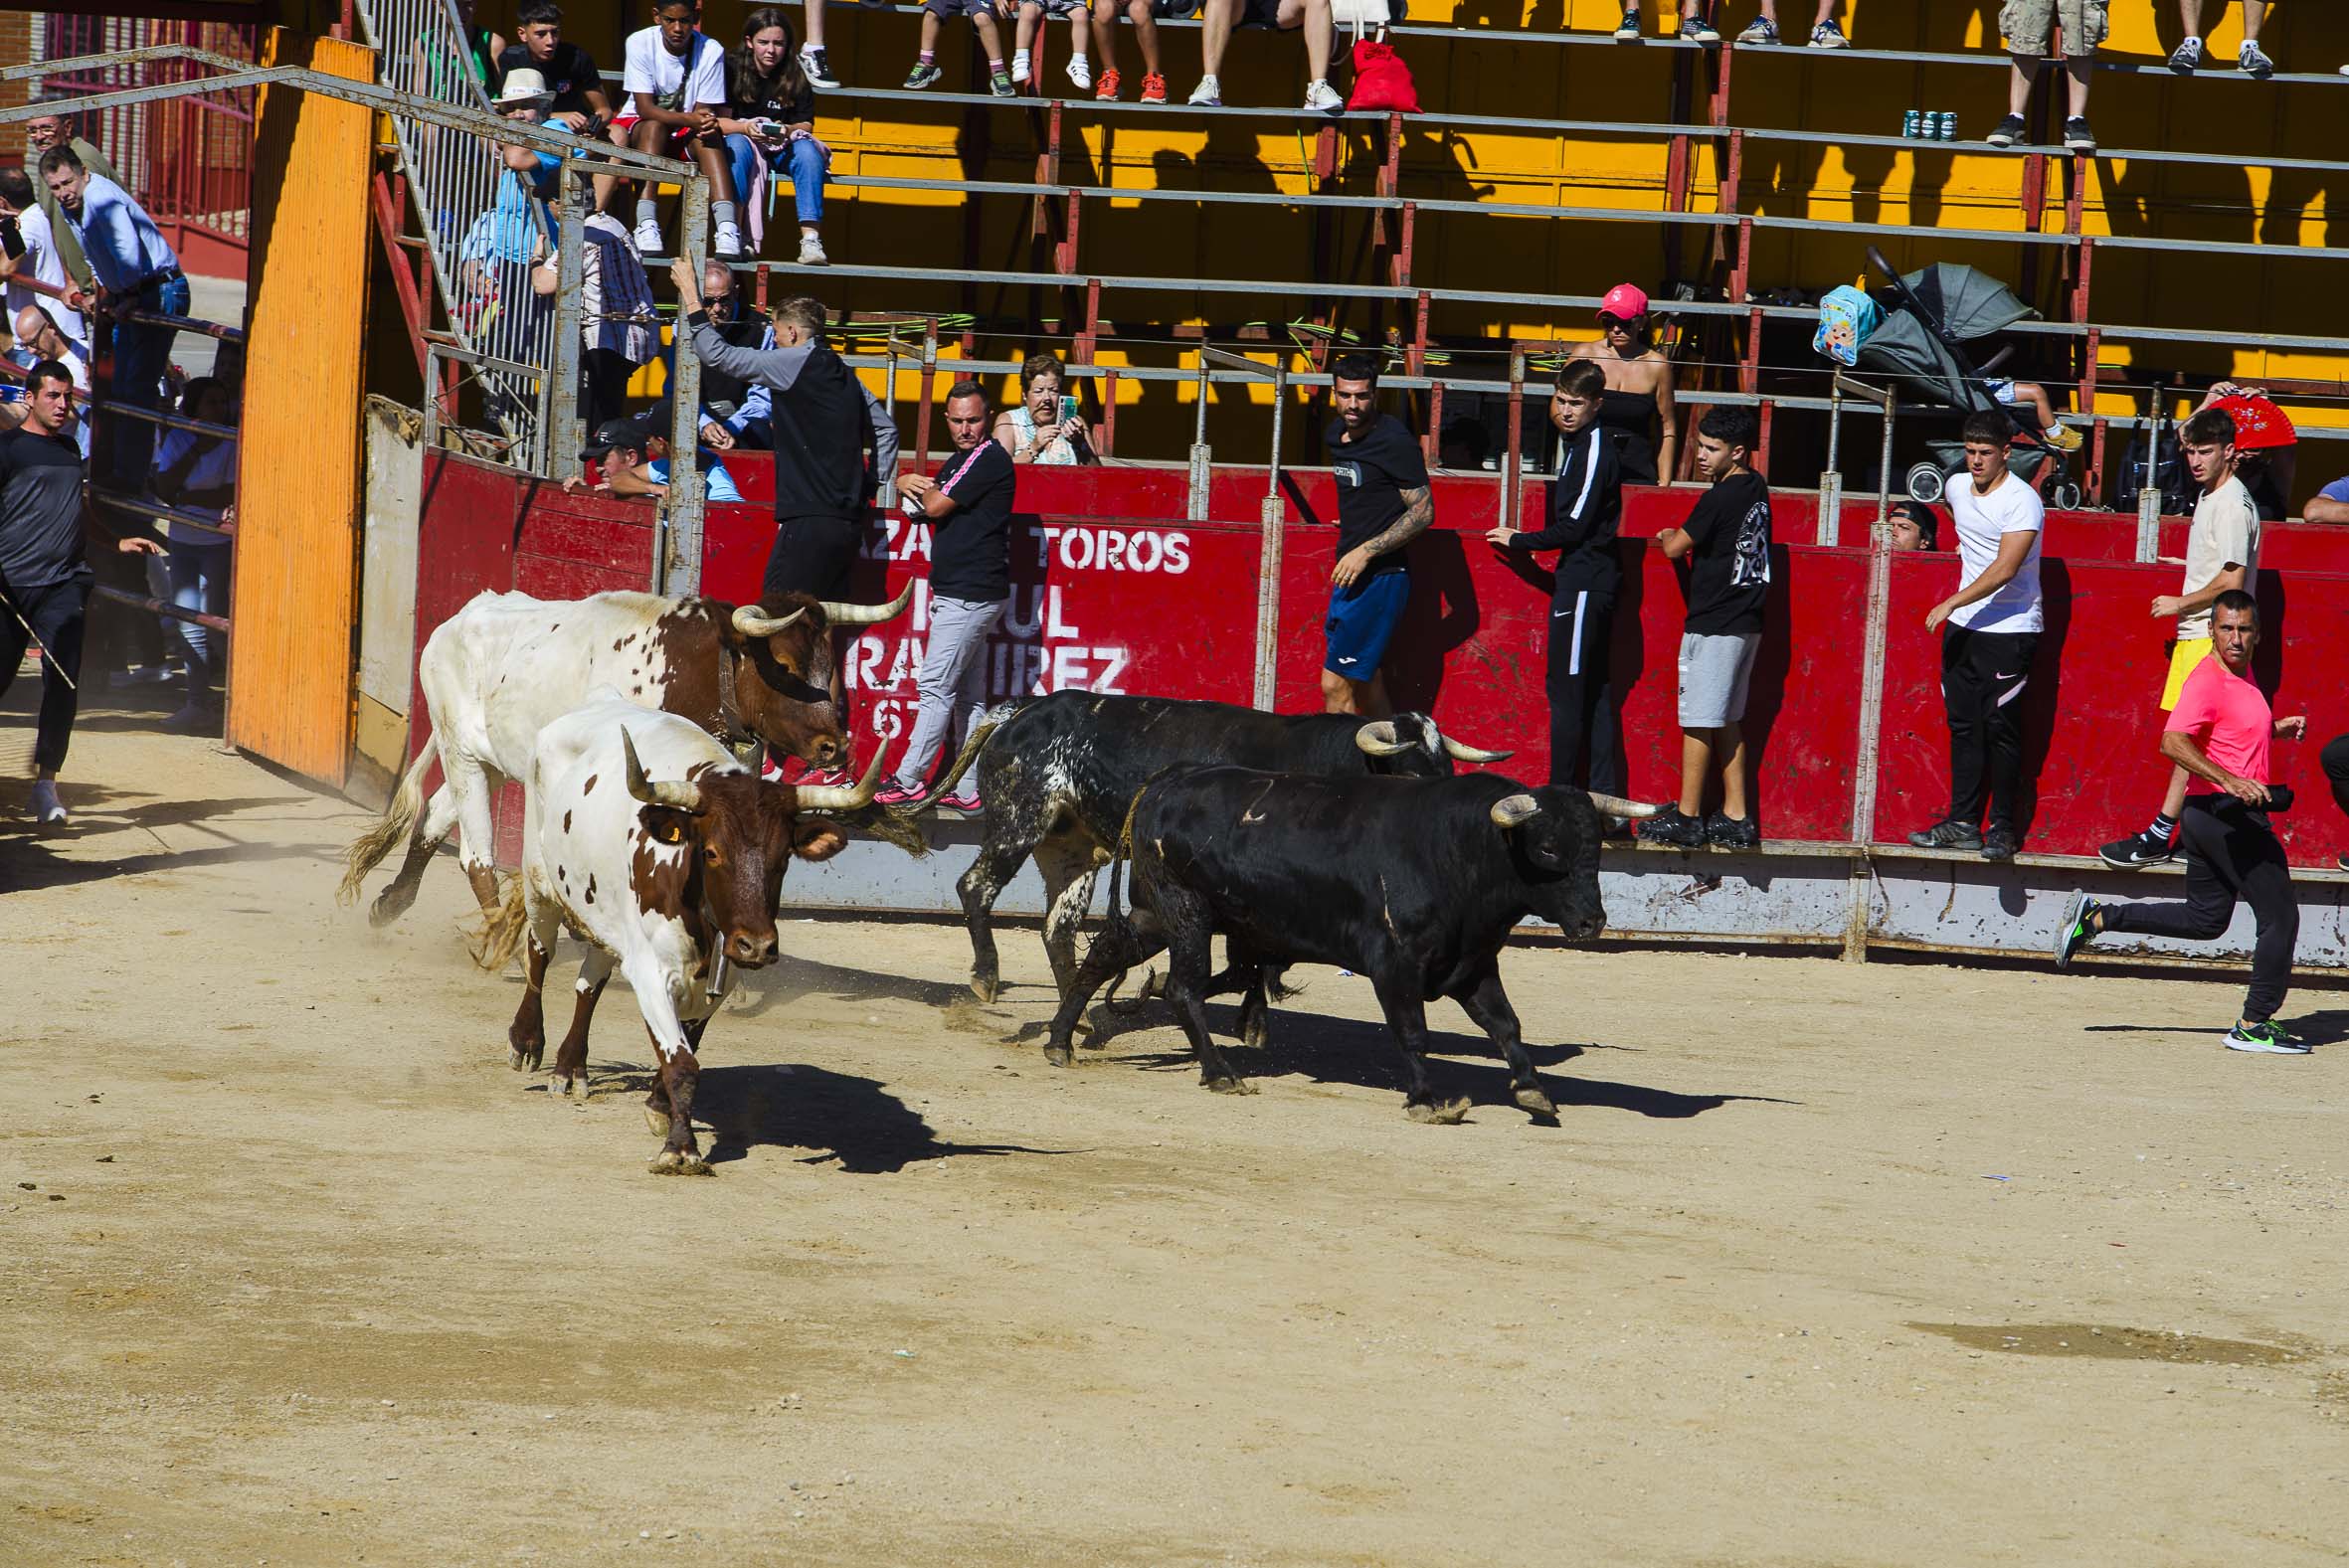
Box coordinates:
[1489,793,1541,829]
[1354,720,1416,758]
[1586,792,1663,820]
[622,728,701,811]
[817,579,916,627]
[796,744,887,813]
[731,604,807,638]
[1440,734,1516,764]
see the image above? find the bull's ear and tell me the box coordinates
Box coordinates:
[637,805,694,846]
[792,820,849,863]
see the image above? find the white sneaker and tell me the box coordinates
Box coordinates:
[1066,55,1092,89]
[31,778,66,825]
[1302,79,1343,114]
[1012,49,1031,84]
[797,232,828,266]
[713,221,743,259]
[1187,73,1221,105]
[633,217,663,254]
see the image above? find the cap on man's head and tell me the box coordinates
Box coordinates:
[494,68,555,107]
[582,415,653,458]
[1596,282,1649,321]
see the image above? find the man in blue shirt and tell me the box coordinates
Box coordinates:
[38,145,186,491]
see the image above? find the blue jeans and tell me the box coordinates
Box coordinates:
[168,539,230,696]
[723,133,826,228]
[103,273,191,489]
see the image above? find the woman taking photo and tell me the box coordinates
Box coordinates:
[1567,282,1678,486]
[717,8,829,266]
[993,351,1094,464]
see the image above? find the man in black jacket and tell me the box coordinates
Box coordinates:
[1487,359,1624,797]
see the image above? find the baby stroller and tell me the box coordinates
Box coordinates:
[1852,248,2082,509]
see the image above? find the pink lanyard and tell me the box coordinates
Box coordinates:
[937,444,989,495]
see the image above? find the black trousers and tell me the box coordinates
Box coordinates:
[582,348,637,433]
[2101,795,2298,1021]
[1544,577,1624,795]
[0,574,91,774]
[2321,730,2349,818]
[1941,624,2037,829]
[761,513,859,604]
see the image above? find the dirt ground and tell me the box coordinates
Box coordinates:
[6,704,2349,1567]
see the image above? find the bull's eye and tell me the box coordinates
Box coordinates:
[702,846,721,867]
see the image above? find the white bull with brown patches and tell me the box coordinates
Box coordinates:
[479,693,882,1175]
[339,584,910,926]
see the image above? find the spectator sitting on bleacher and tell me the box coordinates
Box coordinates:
[1730,1,1847,48]
[1186,0,1340,114]
[905,0,1016,97]
[498,2,626,213]
[147,375,236,734]
[532,205,657,431]
[1612,1,1717,41]
[2167,0,2272,79]
[1985,0,2099,155]
[717,9,830,267]
[685,261,775,450]
[2307,474,2349,526]
[993,352,1095,464]
[619,0,744,258]
[1012,0,1093,93]
[9,305,90,454]
[1567,283,1678,486]
[0,170,88,353]
[1089,0,1168,103]
[573,413,744,502]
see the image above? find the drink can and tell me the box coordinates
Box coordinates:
[1902,109,1922,139]
[1936,110,1958,141]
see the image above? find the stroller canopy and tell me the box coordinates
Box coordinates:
[1857,262,2041,411]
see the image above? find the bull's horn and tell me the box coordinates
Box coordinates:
[1489,793,1541,829]
[1440,734,1515,764]
[622,729,701,811]
[817,580,916,627]
[731,604,807,638]
[797,744,887,813]
[1586,792,1663,820]
[1354,720,1416,758]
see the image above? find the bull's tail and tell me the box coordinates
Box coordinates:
[337,733,439,908]
[471,873,529,973]
[920,702,1025,804]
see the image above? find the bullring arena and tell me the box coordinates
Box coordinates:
[11,0,2349,1561]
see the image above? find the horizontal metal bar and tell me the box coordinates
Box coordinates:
[91,401,239,438]
[419,336,550,381]
[0,42,256,81]
[93,486,235,536]
[119,308,245,342]
[91,582,230,632]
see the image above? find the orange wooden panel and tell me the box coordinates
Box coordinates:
[225,30,375,786]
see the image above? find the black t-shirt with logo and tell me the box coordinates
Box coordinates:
[497,41,607,117]
[728,66,816,125]
[928,439,1016,602]
[0,425,89,589]
[1680,468,1773,635]
[1326,412,1426,578]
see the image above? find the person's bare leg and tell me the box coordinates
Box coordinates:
[919,8,944,56]
[2160,763,2190,823]
[2244,1,2266,41]
[1092,0,1120,76]
[2065,54,2091,117]
[692,136,735,206]
[805,0,827,50]
[2008,54,2040,114]
[1301,0,1333,79]
[1678,730,1714,817]
[975,10,1007,61]
[1320,667,1356,715]
[1070,6,1092,55]
[1129,0,1161,75]
[1198,0,1235,76]
[2177,0,2203,35]
[1813,0,1835,23]
[1359,669,1390,720]
[1717,720,1750,820]
[1016,3,1040,56]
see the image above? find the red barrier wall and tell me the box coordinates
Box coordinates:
[416,450,2349,870]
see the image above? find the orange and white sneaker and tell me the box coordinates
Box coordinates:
[1094,67,1121,99]
[1140,71,1168,102]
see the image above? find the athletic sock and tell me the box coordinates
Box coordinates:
[989,56,1006,72]
[633,197,657,228]
[712,200,738,232]
[919,48,936,63]
[2147,810,2178,841]
[1070,51,1087,66]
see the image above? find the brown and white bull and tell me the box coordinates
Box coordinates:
[339,584,909,924]
[479,692,882,1174]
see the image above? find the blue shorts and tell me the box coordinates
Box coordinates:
[1323,571,1409,681]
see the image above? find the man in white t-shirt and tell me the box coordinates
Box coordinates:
[618,0,740,259]
[2100,404,2262,869]
[1911,410,2045,862]
[0,169,86,348]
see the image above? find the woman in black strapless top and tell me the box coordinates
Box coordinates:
[1571,281,1679,485]
[1597,387,1661,484]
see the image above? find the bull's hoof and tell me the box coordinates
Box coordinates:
[642,1106,673,1137]
[1513,1084,1559,1119]
[548,1072,581,1100]
[1204,1076,1258,1096]
[1406,1097,1473,1125]
[366,892,411,930]
[970,973,1000,1005]
[508,1041,543,1073]
[647,1150,712,1176]
[1078,1010,1111,1050]
[1241,1015,1271,1051]
[1042,1043,1074,1069]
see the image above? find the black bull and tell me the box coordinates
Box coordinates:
[1044,766,1657,1123]
[932,692,1517,1008]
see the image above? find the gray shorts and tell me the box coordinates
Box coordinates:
[1678,631,1761,729]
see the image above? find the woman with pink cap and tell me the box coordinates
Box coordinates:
[1567,282,1678,486]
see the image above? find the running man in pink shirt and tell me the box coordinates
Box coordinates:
[2053,592,2309,1052]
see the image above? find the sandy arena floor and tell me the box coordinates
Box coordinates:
[4,704,2348,1566]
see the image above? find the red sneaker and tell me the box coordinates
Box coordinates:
[873,784,930,808]
[797,768,851,790]
[935,791,984,816]
[1140,72,1167,103]
[1094,68,1120,100]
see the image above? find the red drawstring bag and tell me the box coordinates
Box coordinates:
[1348,37,1419,112]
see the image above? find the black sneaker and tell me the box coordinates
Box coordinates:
[2063,116,2096,153]
[2052,890,2098,969]
[2166,35,2202,73]
[1980,823,2018,861]
[1985,112,2027,148]
[1703,810,1759,848]
[800,47,841,88]
[2224,1020,2309,1055]
[2098,829,2174,869]
[1908,817,1982,851]
[1638,803,1706,848]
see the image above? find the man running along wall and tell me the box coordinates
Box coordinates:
[1909,409,2045,862]
[2102,406,2260,870]
[1321,353,1430,717]
[2054,592,2308,1054]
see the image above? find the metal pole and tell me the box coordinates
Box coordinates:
[421,344,441,444]
[1251,366,1288,712]
[1503,349,1526,533]
[1876,402,1895,529]
[661,173,709,597]
[1816,374,1844,545]
[2134,401,2164,564]
[1843,454,1896,964]
[545,159,586,481]
[1187,359,1210,524]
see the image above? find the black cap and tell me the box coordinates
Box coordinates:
[581,415,652,459]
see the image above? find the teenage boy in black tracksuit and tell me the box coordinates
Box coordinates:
[1486,359,1624,796]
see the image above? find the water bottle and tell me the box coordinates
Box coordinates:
[1902,109,1922,139]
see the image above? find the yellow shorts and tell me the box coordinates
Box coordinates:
[2159,637,2212,711]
